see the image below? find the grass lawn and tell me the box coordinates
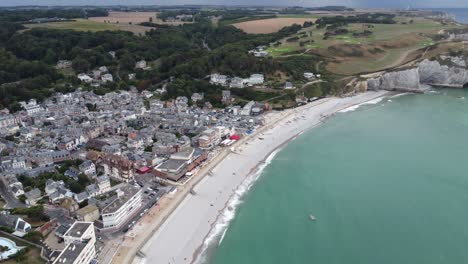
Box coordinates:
[328,46,419,75]
[267,46,296,56]
[25,19,119,32]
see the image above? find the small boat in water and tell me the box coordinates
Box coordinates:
[309,215,316,221]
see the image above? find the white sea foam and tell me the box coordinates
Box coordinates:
[338,97,384,113]
[390,92,412,98]
[194,148,281,264]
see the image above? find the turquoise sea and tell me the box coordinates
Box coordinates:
[209,89,468,264]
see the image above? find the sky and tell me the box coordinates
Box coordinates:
[0,0,467,8]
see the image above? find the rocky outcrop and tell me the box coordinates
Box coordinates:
[418,59,468,88]
[367,68,421,91]
[366,56,468,91]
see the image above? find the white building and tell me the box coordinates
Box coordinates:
[241,101,255,116]
[100,184,143,230]
[303,72,316,79]
[135,60,147,69]
[53,222,96,264]
[191,93,204,103]
[101,73,113,83]
[284,82,294,90]
[78,160,96,177]
[210,73,228,86]
[222,90,231,104]
[96,175,111,194]
[99,66,109,73]
[77,73,93,83]
[247,74,264,86]
[230,77,245,89]
[21,99,43,115]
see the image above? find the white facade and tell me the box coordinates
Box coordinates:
[101,73,113,83]
[247,74,264,86]
[101,186,143,229]
[54,222,96,264]
[77,73,93,83]
[210,73,228,86]
[135,60,147,69]
[240,101,255,116]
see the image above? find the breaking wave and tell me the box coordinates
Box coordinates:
[338,97,384,113]
[194,148,281,264]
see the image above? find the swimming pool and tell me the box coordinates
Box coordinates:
[0,237,24,260]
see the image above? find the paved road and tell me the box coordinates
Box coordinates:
[0,178,26,208]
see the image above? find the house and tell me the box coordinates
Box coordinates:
[74,192,89,204]
[56,60,72,69]
[79,160,96,177]
[191,93,204,103]
[230,77,245,89]
[251,103,265,115]
[11,185,24,198]
[222,90,231,104]
[75,204,100,222]
[303,72,316,79]
[85,184,100,198]
[0,156,26,172]
[60,197,80,215]
[128,73,136,80]
[135,60,147,69]
[247,74,264,86]
[98,184,143,230]
[0,212,32,233]
[21,99,43,115]
[77,73,93,83]
[198,129,220,149]
[101,73,113,83]
[25,188,42,205]
[101,153,135,182]
[57,137,76,151]
[64,168,80,180]
[99,66,108,73]
[210,73,228,86]
[284,82,294,90]
[241,101,255,116]
[29,150,72,167]
[96,175,111,194]
[52,222,97,264]
[45,180,65,196]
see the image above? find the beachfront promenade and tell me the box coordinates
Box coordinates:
[106,91,388,264]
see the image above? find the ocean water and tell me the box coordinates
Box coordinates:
[208,89,468,264]
[430,8,468,23]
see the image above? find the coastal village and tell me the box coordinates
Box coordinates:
[0,56,323,263]
[0,4,466,264]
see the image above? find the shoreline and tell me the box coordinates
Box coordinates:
[189,91,392,264]
[110,90,390,264]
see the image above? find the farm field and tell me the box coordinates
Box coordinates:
[90,11,192,26]
[89,11,157,24]
[25,18,151,34]
[25,19,118,32]
[233,17,316,34]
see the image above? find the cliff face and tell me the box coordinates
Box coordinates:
[418,59,468,88]
[367,68,421,91]
[366,56,468,91]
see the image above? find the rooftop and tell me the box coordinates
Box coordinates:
[64,222,93,238]
[157,159,187,172]
[100,184,141,214]
[54,242,87,264]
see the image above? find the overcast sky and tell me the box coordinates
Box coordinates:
[1,0,467,8]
